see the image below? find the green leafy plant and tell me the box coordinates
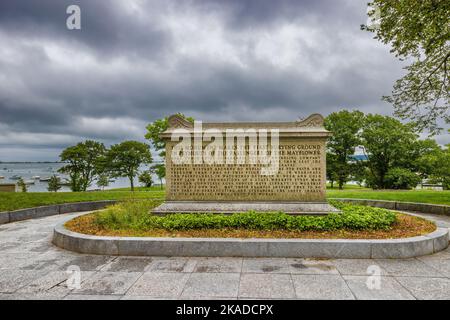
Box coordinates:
[384,168,421,190]
[17,178,27,193]
[93,200,397,232]
[47,175,62,192]
[138,170,154,188]
[363,0,450,133]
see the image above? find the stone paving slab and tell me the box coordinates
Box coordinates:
[238,274,296,299]
[343,275,415,300]
[64,294,122,300]
[287,258,340,275]
[0,270,48,293]
[417,252,450,275]
[72,272,142,295]
[395,276,450,300]
[0,293,62,300]
[180,273,241,299]
[101,257,153,272]
[146,257,198,273]
[126,272,190,298]
[15,271,94,297]
[291,274,355,300]
[375,258,445,278]
[193,257,243,273]
[332,259,389,276]
[242,258,290,274]
[0,211,450,299]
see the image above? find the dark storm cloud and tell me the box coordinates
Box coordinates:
[192,0,361,30]
[0,0,171,59]
[0,0,447,161]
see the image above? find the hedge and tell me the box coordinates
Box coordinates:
[92,200,397,232]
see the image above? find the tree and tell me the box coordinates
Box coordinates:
[139,170,154,188]
[153,163,165,189]
[145,113,194,158]
[363,0,450,134]
[58,140,106,191]
[350,160,368,187]
[410,139,442,185]
[145,114,192,191]
[17,178,27,192]
[324,110,364,189]
[105,141,152,191]
[361,114,419,189]
[96,174,110,191]
[47,175,62,192]
[427,143,450,189]
[326,152,338,188]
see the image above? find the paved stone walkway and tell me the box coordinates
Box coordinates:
[0,212,450,300]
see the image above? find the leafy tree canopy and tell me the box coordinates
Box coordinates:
[105,140,153,191]
[325,110,364,189]
[361,114,419,189]
[363,0,450,134]
[145,113,194,158]
[139,170,154,188]
[58,140,106,191]
[153,163,166,189]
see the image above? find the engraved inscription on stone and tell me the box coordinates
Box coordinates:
[166,139,326,202]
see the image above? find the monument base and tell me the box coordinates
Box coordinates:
[152,201,340,216]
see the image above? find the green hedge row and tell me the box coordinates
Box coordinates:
[93,200,397,231]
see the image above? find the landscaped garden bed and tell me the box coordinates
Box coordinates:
[65,200,436,239]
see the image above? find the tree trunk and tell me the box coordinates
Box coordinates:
[130,176,134,191]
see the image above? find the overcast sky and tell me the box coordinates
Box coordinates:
[0,0,448,161]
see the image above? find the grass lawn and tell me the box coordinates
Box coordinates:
[327,189,450,205]
[0,186,449,212]
[0,190,164,212]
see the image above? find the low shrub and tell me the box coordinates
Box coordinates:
[93,200,397,232]
[384,168,421,190]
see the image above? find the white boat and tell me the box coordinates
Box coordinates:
[60,178,71,186]
[24,180,35,185]
[32,176,41,180]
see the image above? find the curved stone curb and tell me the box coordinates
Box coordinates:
[330,198,450,216]
[53,216,449,259]
[0,200,118,225]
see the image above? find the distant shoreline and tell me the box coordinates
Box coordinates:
[0,162,64,164]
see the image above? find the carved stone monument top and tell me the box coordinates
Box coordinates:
[161,114,330,138]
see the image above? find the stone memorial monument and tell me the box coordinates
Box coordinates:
[152,113,339,215]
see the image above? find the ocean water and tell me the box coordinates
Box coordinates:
[0,163,138,192]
